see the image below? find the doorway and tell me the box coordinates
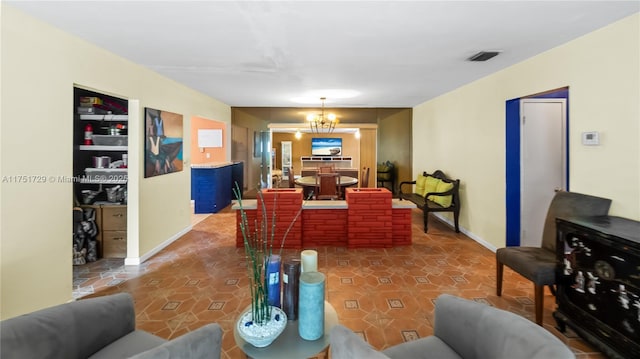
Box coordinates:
[231,125,249,191]
[505,88,569,247]
[520,99,566,246]
[259,131,272,188]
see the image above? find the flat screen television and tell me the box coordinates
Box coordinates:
[311,138,342,156]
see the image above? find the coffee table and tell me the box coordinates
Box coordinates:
[234,301,338,359]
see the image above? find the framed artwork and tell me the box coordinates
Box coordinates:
[144,107,184,178]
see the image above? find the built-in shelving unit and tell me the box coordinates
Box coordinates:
[73,87,129,259]
[300,156,353,169]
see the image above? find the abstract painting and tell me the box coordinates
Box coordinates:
[145,107,183,178]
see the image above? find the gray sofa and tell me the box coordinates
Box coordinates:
[330,294,575,359]
[0,293,222,359]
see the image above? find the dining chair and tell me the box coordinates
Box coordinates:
[315,173,341,200]
[287,166,295,188]
[319,164,336,173]
[496,190,611,325]
[360,167,370,188]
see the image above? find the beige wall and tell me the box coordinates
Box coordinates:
[1,5,231,318]
[413,14,640,249]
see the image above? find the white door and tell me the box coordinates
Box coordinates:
[520,99,566,247]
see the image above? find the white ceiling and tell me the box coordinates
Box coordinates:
[7,1,639,108]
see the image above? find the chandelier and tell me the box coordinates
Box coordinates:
[306,97,338,133]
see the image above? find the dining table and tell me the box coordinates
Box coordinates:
[294,175,358,199]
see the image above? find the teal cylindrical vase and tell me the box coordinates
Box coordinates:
[298,271,325,340]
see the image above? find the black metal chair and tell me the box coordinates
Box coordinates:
[496,190,611,325]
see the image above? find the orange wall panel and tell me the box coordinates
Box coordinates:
[191,116,226,164]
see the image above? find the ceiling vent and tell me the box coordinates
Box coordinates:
[467,51,500,62]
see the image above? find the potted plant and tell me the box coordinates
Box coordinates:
[233,184,303,347]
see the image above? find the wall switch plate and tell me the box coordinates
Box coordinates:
[582,131,600,146]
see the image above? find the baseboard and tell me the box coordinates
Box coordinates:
[124,224,194,265]
[432,213,497,253]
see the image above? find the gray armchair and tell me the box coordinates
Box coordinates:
[1,293,222,359]
[330,294,575,359]
[496,190,611,325]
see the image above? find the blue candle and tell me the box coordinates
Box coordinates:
[298,271,325,340]
[266,254,281,307]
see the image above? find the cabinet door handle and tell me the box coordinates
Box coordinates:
[112,237,125,241]
[113,213,124,218]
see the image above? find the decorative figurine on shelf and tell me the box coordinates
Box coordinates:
[586,272,599,295]
[633,300,640,322]
[574,271,585,293]
[563,258,573,275]
[618,284,630,309]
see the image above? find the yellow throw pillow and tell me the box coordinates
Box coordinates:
[415,175,427,195]
[424,176,440,196]
[431,180,454,207]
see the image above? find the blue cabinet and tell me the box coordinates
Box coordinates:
[191,164,233,214]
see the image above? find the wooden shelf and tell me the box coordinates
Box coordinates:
[78,178,128,185]
[79,114,128,121]
[79,145,127,151]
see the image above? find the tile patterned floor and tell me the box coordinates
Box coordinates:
[74,208,606,358]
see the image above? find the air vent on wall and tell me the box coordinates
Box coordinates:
[467,51,500,62]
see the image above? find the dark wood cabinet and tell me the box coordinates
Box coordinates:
[554,216,640,359]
